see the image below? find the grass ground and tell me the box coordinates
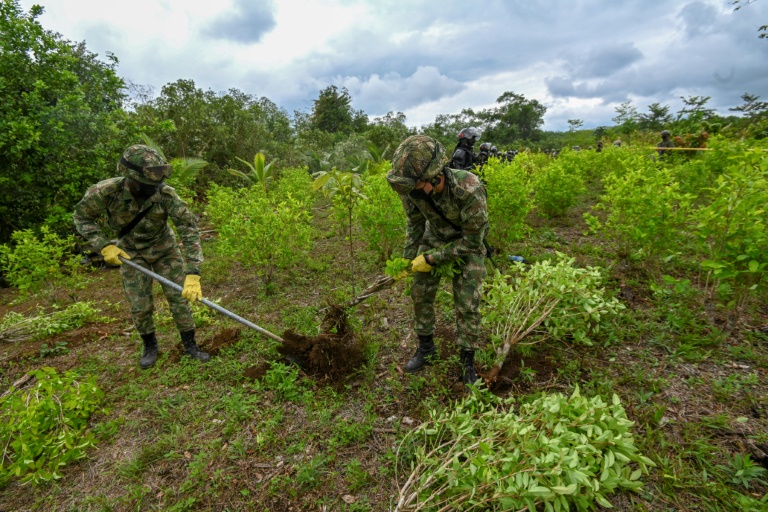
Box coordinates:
[1,191,767,511]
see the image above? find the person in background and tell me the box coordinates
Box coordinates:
[449,127,481,170]
[657,130,675,158]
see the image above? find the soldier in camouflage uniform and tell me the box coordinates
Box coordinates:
[73,144,209,369]
[387,135,489,388]
[657,130,675,158]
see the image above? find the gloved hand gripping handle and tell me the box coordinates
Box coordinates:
[118,256,284,343]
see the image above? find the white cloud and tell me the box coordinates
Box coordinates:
[18,0,768,132]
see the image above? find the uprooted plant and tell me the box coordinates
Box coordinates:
[481,253,624,382]
[395,387,655,511]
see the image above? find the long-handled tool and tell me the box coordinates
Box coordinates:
[119,256,284,343]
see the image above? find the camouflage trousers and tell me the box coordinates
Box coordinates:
[411,252,487,350]
[119,244,195,335]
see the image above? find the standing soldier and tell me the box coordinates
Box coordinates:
[386,135,489,389]
[449,127,481,170]
[657,130,675,158]
[73,144,209,369]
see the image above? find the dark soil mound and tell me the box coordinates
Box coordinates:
[205,327,240,356]
[243,305,365,383]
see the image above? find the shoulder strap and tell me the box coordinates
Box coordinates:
[118,184,166,238]
[118,203,156,238]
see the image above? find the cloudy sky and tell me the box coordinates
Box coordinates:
[20,0,768,131]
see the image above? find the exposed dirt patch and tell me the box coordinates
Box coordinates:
[205,327,241,357]
[484,352,558,395]
[243,305,365,384]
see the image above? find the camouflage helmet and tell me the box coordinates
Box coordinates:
[661,130,671,138]
[118,144,172,184]
[386,135,448,194]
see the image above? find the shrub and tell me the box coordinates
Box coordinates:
[396,387,654,511]
[584,154,692,266]
[0,301,101,343]
[483,159,533,246]
[0,226,81,293]
[0,367,105,486]
[358,172,405,261]
[206,185,314,291]
[533,158,586,218]
[482,253,624,379]
[690,149,768,324]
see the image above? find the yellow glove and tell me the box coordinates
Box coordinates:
[411,254,433,273]
[101,244,130,266]
[393,258,411,280]
[182,274,202,302]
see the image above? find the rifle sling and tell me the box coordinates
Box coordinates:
[118,203,156,238]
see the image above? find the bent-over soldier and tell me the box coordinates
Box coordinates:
[387,135,489,388]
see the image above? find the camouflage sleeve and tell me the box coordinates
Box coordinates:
[164,188,203,275]
[402,195,426,260]
[431,188,488,264]
[73,182,113,251]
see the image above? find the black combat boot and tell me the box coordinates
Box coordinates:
[460,348,481,389]
[180,329,210,363]
[140,332,158,370]
[404,334,437,373]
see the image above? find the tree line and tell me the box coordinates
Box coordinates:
[1,0,766,244]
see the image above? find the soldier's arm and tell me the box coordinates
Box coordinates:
[164,188,203,274]
[430,187,488,263]
[73,184,113,251]
[402,196,426,260]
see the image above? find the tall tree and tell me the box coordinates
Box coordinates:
[481,92,547,145]
[676,95,716,122]
[310,85,366,135]
[639,103,673,131]
[612,101,639,144]
[729,93,768,119]
[567,119,584,132]
[0,0,130,241]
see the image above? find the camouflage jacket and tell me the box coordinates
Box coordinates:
[73,178,203,274]
[400,168,488,264]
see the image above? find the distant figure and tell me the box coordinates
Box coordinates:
[596,141,604,153]
[657,130,675,158]
[490,145,500,159]
[613,139,622,148]
[450,127,481,170]
[477,142,491,167]
[504,149,516,162]
[572,146,581,152]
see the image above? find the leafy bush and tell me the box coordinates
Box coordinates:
[483,159,533,245]
[584,154,692,266]
[533,157,586,218]
[0,367,105,486]
[0,226,81,293]
[206,185,314,291]
[358,173,405,260]
[0,301,101,343]
[271,167,315,213]
[482,253,623,377]
[396,387,654,511]
[690,149,768,323]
